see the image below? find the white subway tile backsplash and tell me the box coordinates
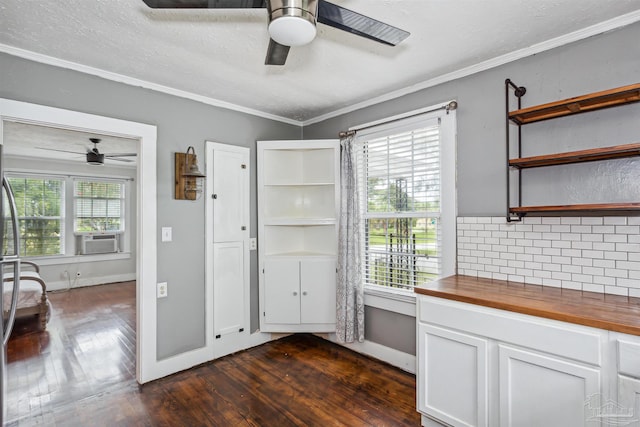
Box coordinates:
[457,216,640,297]
[581,217,603,225]
[604,217,627,225]
[605,285,628,296]
[583,283,605,293]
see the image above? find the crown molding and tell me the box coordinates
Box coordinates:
[302,10,640,126]
[2,8,639,129]
[0,43,302,127]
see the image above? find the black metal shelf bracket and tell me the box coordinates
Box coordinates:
[505,79,527,222]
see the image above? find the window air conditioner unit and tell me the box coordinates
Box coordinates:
[81,234,118,255]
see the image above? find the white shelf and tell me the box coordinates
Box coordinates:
[264,182,335,187]
[264,218,337,226]
[264,251,337,258]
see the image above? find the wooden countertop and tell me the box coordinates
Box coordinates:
[414,275,640,336]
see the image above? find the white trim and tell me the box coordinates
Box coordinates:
[302,10,640,126]
[364,287,416,318]
[26,251,131,266]
[0,98,169,384]
[3,11,639,128]
[326,335,417,374]
[47,272,136,292]
[0,44,301,127]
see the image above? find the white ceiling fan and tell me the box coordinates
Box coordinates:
[141,0,410,65]
[37,138,137,165]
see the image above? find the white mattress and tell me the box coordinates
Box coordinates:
[3,278,45,312]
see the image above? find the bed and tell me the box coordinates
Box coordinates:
[3,261,50,330]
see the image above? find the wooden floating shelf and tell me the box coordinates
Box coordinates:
[510,203,640,215]
[509,83,640,125]
[509,142,640,168]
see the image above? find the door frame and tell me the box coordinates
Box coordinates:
[0,98,164,383]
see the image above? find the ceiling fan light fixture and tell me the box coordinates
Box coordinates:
[268,15,317,46]
[267,0,318,47]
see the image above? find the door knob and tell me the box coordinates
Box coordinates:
[302,291,308,296]
[293,291,298,296]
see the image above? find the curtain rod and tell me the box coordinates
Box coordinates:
[339,100,457,138]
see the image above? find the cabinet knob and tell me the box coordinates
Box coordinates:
[293,291,298,296]
[302,291,308,296]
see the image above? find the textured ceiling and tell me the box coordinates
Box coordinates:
[1,0,640,123]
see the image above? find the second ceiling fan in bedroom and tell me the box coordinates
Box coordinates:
[37,138,137,165]
[141,0,410,65]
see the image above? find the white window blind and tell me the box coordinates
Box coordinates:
[74,180,125,233]
[6,176,65,257]
[356,117,443,291]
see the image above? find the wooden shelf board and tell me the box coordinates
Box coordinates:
[509,143,640,168]
[509,83,640,125]
[510,203,640,214]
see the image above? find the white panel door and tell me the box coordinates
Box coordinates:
[300,258,336,325]
[213,242,245,338]
[212,149,247,243]
[264,258,300,324]
[499,344,600,427]
[418,323,489,427]
[207,142,250,360]
[616,376,640,427]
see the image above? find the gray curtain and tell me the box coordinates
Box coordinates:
[336,133,364,343]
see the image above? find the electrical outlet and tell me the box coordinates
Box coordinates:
[249,238,257,251]
[157,282,168,298]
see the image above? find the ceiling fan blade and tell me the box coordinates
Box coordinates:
[317,0,410,46]
[104,153,138,158]
[142,0,265,8]
[36,147,85,155]
[107,157,135,163]
[265,39,290,66]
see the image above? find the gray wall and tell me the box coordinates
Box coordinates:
[0,53,301,359]
[304,22,640,351]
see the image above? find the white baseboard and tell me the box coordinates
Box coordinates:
[325,334,416,374]
[47,273,136,291]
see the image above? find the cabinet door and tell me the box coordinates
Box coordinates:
[212,148,247,243]
[617,375,640,427]
[499,344,600,427]
[300,258,336,325]
[418,323,489,427]
[264,258,300,324]
[213,242,246,338]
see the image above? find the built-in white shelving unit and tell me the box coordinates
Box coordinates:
[257,140,339,332]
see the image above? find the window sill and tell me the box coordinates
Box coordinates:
[24,252,132,266]
[364,285,416,317]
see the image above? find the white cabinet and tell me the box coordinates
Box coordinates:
[417,295,607,427]
[614,335,640,426]
[498,344,600,427]
[263,258,337,327]
[418,324,489,427]
[258,140,339,333]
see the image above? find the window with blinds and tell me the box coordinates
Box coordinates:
[7,176,65,256]
[74,180,125,233]
[356,118,442,291]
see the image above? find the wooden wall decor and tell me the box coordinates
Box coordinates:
[175,151,197,200]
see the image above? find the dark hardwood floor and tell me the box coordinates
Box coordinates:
[7,282,420,426]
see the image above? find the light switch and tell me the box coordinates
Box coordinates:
[161,227,172,242]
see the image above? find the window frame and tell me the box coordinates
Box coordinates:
[6,174,66,257]
[352,105,457,307]
[5,170,132,261]
[73,178,126,234]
